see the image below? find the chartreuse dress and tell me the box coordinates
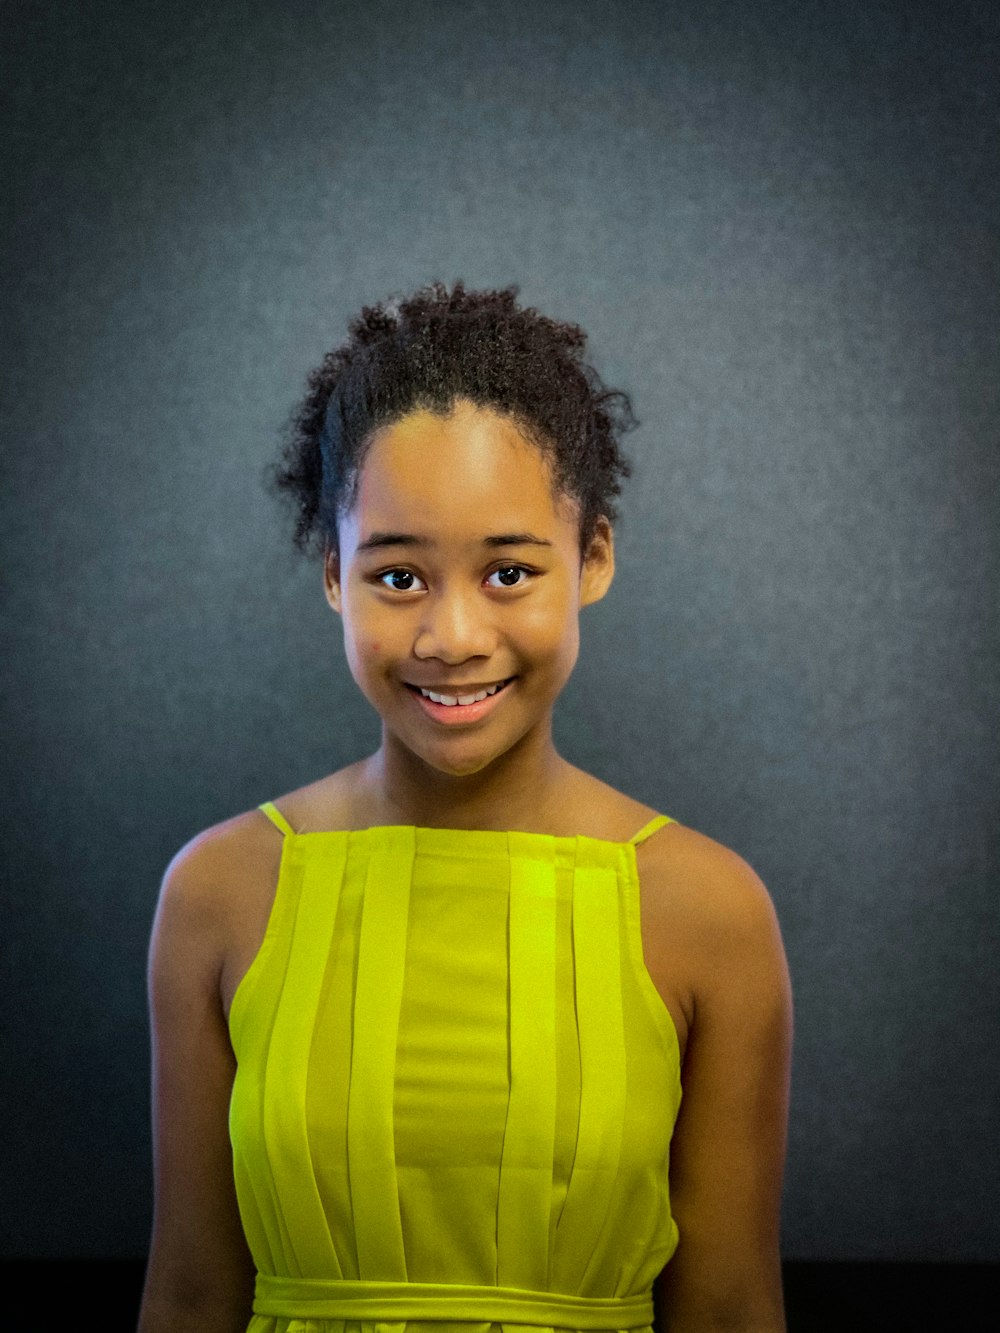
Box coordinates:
[228,801,683,1333]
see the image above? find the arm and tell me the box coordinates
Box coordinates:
[653,832,793,1332]
[137,837,256,1333]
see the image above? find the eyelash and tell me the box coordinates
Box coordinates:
[374,564,535,593]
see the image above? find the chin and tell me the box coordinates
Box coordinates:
[419,749,499,779]
[394,729,512,779]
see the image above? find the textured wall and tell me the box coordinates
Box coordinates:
[2,0,997,1260]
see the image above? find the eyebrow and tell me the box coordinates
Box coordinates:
[355,531,554,554]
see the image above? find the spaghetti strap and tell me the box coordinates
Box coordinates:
[258,800,296,838]
[628,814,674,846]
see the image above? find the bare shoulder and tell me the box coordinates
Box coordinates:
[152,804,286,1011]
[633,820,789,1060]
[636,820,781,944]
[159,804,280,916]
[155,765,361,948]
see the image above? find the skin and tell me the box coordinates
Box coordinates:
[138,398,793,1333]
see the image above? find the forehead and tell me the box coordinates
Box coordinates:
[349,402,575,538]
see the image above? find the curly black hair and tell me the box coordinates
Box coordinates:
[266,281,637,562]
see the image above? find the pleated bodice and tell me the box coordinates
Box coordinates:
[228,805,683,1333]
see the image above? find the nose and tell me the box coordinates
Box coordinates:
[412,583,497,664]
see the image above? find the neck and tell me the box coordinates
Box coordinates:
[359,727,576,833]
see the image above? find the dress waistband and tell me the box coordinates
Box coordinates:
[253,1277,656,1329]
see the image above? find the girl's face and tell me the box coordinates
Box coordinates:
[324,398,614,779]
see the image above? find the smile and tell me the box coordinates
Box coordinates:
[411,679,512,706]
[405,677,514,724]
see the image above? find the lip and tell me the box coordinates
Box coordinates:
[406,679,511,694]
[405,677,514,725]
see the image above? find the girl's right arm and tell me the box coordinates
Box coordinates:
[137,838,257,1333]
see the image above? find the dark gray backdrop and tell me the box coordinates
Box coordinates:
[2,0,997,1262]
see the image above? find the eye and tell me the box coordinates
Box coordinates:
[486,565,532,589]
[377,569,427,592]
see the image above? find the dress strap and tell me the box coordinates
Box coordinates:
[258,800,296,838]
[628,814,674,846]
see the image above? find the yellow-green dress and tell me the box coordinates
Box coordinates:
[229,801,683,1333]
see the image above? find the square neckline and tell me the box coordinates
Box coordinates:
[257,801,672,849]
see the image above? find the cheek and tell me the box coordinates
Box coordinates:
[354,637,384,669]
[521,585,577,647]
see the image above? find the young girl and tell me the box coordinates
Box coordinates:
[138,282,793,1333]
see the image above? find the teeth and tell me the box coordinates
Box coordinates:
[420,680,506,706]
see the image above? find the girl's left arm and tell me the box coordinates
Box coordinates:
[651,831,793,1332]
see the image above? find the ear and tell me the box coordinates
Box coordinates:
[579,516,615,607]
[323,545,343,614]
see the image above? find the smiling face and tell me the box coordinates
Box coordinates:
[324,398,614,797]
